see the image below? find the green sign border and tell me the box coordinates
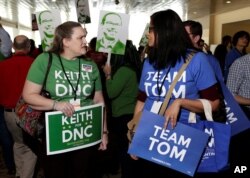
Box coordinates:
[45,104,104,155]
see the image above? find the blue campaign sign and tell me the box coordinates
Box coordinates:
[128,110,209,177]
[220,81,250,136]
[206,55,250,136]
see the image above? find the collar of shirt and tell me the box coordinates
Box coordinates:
[13,52,27,56]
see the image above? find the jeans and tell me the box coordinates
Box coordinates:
[0,106,15,172]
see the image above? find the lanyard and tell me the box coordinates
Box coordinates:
[58,55,81,100]
[156,67,171,100]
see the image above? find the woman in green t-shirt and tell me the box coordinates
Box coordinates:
[22,21,108,178]
[103,40,142,177]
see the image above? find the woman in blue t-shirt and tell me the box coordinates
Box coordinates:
[130,9,221,178]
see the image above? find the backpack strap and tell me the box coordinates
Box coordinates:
[41,52,52,91]
[159,51,195,115]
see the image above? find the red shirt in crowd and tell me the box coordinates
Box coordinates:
[0,52,34,108]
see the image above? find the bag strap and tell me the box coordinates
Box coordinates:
[159,51,195,116]
[41,52,52,91]
[188,99,214,123]
[199,99,213,121]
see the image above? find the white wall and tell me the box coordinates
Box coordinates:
[212,6,250,44]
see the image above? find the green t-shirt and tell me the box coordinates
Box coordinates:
[105,66,138,117]
[27,53,102,106]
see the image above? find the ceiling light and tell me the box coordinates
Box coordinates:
[226,1,231,4]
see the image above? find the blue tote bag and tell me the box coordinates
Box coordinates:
[189,99,231,172]
[207,55,250,136]
[220,81,250,136]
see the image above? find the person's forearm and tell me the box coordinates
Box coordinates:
[174,98,220,113]
[103,107,108,133]
[23,93,55,110]
[234,95,250,106]
[133,100,144,114]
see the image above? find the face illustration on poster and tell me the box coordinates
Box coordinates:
[96,11,129,55]
[76,0,91,24]
[38,10,55,51]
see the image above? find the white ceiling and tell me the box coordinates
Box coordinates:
[1,0,250,25]
[1,0,250,46]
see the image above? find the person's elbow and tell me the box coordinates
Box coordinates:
[211,99,220,112]
[22,80,41,103]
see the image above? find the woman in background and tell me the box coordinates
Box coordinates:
[103,40,142,178]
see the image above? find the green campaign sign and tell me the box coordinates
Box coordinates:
[45,104,103,155]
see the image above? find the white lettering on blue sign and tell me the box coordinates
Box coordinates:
[204,128,214,147]
[153,126,191,148]
[147,125,192,162]
[224,100,238,123]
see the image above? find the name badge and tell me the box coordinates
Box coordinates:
[150,101,162,114]
[70,99,81,109]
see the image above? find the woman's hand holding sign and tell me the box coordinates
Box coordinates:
[163,99,181,129]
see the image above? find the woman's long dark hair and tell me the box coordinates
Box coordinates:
[110,40,142,81]
[148,9,193,70]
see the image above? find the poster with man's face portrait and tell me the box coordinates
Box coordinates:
[96,10,130,55]
[75,0,91,24]
[139,23,149,47]
[31,14,38,31]
[36,10,61,52]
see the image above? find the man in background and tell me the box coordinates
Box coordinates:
[0,23,15,176]
[0,35,37,178]
[184,19,249,177]
[226,53,250,174]
[0,23,12,58]
[224,30,249,83]
[213,35,232,73]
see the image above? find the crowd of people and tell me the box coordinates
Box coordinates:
[0,7,249,178]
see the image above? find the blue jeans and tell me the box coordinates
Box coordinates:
[0,105,15,171]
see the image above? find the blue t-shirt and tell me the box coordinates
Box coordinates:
[139,52,217,124]
[206,53,224,82]
[224,47,243,82]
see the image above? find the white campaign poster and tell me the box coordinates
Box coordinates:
[36,10,61,52]
[96,10,130,55]
[75,0,91,24]
[139,23,149,47]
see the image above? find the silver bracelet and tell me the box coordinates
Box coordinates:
[52,100,58,110]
